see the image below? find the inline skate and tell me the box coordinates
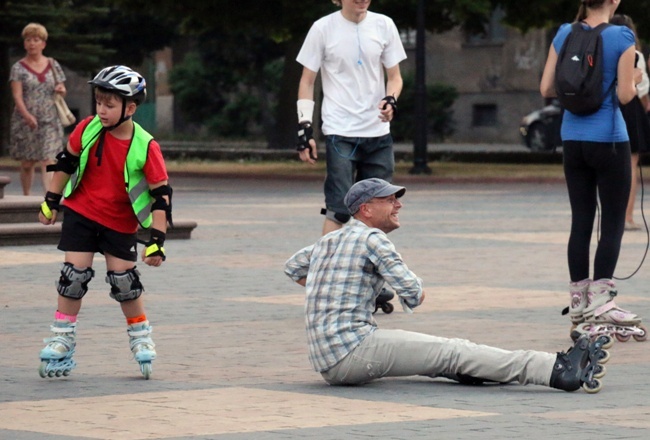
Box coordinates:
[561,278,590,337]
[571,279,647,343]
[373,288,394,314]
[550,333,612,394]
[128,321,156,379]
[39,321,77,378]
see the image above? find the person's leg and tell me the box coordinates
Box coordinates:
[322,329,556,387]
[563,141,598,282]
[356,134,395,182]
[19,160,36,195]
[56,252,95,316]
[590,142,631,280]
[323,135,358,235]
[39,159,55,195]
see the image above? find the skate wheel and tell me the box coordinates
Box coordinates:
[63,369,71,377]
[597,335,614,349]
[381,302,394,314]
[597,349,610,364]
[633,325,647,342]
[55,370,63,377]
[615,333,631,343]
[570,328,583,342]
[141,362,152,380]
[593,364,606,379]
[38,361,48,378]
[582,378,602,394]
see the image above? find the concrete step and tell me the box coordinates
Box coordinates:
[0,220,197,247]
[0,195,43,223]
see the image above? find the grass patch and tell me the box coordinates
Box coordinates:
[0,156,567,179]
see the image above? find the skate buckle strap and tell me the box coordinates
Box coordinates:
[49,324,75,334]
[128,329,151,338]
[594,300,624,316]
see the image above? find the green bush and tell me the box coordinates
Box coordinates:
[391,75,458,142]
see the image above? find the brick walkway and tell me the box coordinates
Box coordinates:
[1,173,649,439]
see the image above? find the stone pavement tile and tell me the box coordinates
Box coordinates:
[2,178,650,439]
[0,388,496,439]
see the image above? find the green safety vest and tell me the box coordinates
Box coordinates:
[64,116,155,228]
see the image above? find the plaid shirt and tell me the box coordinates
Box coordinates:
[284,219,423,372]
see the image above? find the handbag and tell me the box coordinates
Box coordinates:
[49,58,76,127]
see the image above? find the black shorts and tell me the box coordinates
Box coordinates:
[58,207,138,262]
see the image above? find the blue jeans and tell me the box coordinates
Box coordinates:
[324,134,394,216]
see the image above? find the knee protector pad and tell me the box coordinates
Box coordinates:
[106,267,144,303]
[320,208,350,225]
[56,263,95,299]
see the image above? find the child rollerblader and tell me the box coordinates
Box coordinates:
[38,65,172,379]
[284,179,612,393]
[540,0,646,343]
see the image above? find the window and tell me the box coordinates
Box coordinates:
[472,104,498,127]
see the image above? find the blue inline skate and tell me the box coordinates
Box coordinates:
[39,321,77,378]
[128,321,156,379]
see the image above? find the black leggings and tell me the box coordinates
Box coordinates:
[563,140,631,281]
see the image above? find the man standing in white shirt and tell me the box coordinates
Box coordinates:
[295,0,407,235]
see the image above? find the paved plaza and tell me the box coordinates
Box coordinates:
[1,172,650,439]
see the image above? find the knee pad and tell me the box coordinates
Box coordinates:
[321,208,350,225]
[106,267,144,303]
[56,263,95,300]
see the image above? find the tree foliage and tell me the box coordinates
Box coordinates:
[0,0,177,154]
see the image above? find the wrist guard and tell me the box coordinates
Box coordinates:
[382,95,397,113]
[296,122,315,159]
[144,228,166,261]
[41,191,62,220]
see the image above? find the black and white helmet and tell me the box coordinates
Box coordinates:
[89,65,146,104]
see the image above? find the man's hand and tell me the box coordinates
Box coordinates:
[379,95,397,122]
[296,122,317,164]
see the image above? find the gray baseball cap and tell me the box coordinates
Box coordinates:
[344,178,406,215]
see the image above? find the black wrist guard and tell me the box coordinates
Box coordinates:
[382,95,397,113]
[41,191,62,219]
[144,228,166,261]
[296,122,315,159]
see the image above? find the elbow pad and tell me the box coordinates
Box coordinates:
[46,150,79,174]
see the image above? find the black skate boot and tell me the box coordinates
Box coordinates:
[373,288,394,314]
[550,334,611,393]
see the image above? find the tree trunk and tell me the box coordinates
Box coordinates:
[268,39,303,149]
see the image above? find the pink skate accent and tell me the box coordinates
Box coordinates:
[592,301,639,324]
[54,311,77,323]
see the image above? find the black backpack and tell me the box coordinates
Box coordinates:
[555,22,612,115]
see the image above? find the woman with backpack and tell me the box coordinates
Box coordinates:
[609,14,650,231]
[540,0,647,343]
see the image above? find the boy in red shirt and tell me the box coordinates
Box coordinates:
[37,65,172,379]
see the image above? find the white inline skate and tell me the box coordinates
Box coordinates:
[128,321,156,379]
[39,321,77,378]
[561,278,591,338]
[571,279,647,343]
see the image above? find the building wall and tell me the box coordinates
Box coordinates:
[406,26,550,143]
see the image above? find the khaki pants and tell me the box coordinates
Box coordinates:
[321,329,556,387]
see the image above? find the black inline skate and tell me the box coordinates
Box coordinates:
[373,288,394,314]
[550,333,612,393]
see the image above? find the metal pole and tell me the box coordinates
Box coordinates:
[409,0,431,174]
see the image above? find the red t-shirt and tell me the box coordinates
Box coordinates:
[63,116,169,233]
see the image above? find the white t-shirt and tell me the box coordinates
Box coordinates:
[297,11,407,137]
